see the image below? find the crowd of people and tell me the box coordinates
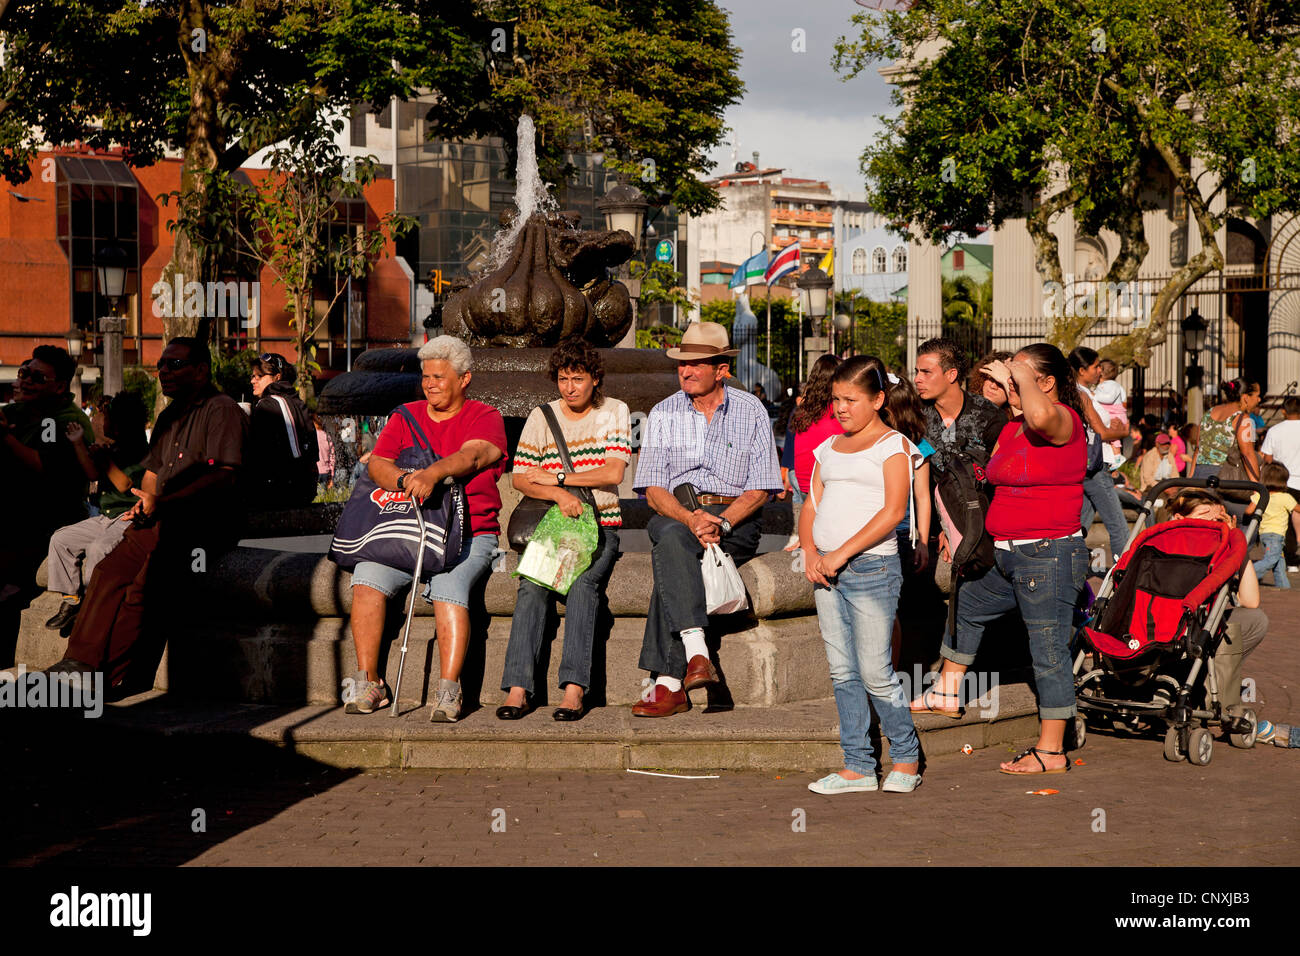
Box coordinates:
[4,320,1295,784]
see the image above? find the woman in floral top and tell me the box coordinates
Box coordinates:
[1193,378,1261,483]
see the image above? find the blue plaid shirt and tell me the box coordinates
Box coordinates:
[634,386,782,496]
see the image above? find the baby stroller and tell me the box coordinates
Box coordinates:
[1072,476,1268,765]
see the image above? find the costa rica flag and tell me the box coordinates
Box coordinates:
[764,240,801,285]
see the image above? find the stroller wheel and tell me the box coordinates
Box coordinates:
[1071,715,1087,751]
[1163,726,1183,762]
[1227,705,1257,749]
[1188,726,1214,766]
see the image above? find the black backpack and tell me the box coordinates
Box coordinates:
[935,446,995,577]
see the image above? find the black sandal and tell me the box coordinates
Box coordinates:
[998,746,1070,775]
[909,687,964,719]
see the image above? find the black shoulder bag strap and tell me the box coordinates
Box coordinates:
[539,403,597,510]
[396,404,438,461]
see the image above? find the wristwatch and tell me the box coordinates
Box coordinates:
[396,469,415,492]
[556,471,567,487]
[718,517,733,536]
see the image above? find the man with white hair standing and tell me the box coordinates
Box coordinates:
[345,335,507,721]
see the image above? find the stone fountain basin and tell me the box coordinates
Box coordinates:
[317,346,682,422]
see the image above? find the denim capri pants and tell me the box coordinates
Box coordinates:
[351,534,499,607]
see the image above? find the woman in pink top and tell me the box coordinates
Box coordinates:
[910,344,1089,774]
[790,354,842,495]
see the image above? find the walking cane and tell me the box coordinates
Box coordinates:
[389,493,428,718]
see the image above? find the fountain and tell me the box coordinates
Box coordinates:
[317,116,680,438]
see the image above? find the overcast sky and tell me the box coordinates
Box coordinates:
[708,0,898,197]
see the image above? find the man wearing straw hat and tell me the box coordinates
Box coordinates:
[631,321,782,716]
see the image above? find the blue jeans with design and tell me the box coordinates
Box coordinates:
[501,529,620,694]
[814,551,918,776]
[1253,532,1290,588]
[942,535,1087,719]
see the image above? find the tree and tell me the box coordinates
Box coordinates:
[0,0,478,342]
[421,0,744,215]
[834,0,1300,368]
[164,135,415,400]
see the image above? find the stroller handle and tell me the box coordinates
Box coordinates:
[1138,476,1268,518]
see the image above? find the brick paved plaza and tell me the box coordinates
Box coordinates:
[5,588,1297,870]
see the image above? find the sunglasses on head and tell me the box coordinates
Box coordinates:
[156,357,194,371]
[259,353,287,375]
[17,363,50,385]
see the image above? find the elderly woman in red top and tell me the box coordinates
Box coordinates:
[910,343,1089,774]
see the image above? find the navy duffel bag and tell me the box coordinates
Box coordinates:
[328,404,468,578]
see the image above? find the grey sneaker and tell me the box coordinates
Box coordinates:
[430,678,463,723]
[344,671,389,714]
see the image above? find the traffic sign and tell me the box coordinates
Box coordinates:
[654,239,674,263]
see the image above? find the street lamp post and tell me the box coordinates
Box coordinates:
[834,309,853,358]
[598,180,649,348]
[95,244,129,398]
[1182,307,1209,424]
[796,265,832,376]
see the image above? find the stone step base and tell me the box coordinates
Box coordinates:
[88,688,1043,771]
[17,590,834,707]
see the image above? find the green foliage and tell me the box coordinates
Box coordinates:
[636,325,683,350]
[209,348,259,403]
[164,136,414,400]
[91,366,161,424]
[419,0,744,214]
[834,0,1300,363]
[629,259,693,312]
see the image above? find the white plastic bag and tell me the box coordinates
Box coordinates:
[702,543,748,614]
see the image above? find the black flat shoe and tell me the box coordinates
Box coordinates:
[552,706,586,722]
[496,703,531,720]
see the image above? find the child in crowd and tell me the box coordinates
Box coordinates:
[1251,462,1299,588]
[801,355,923,795]
[1093,358,1129,467]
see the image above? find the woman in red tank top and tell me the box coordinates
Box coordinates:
[909,344,1089,774]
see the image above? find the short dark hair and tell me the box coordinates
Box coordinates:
[1285,396,1300,417]
[1262,461,1291,493]
[31,345,76,386]
[546,337,605,407]
[917,337,967,383]
[167,336,211,368]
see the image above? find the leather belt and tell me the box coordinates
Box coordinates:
[698,494,739,505]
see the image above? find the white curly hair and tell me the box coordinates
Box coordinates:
[417,335,473,375]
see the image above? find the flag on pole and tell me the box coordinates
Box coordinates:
[764,240,801,285]
[729,249,769,289]
[819,249,833,274]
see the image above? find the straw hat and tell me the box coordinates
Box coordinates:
[664,321,740,360]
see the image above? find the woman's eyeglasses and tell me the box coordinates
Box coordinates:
[16,363,50,385]
[156,357,194,371]
[258,353,287,374]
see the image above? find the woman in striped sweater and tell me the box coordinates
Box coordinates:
[499,338,631,721]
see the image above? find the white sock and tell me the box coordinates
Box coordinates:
[656,675,683,693]
[681,627,708,660]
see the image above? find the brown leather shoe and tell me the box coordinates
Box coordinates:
[632,684,689,718]
[683,654,720,691]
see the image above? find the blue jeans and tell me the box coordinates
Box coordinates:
[501,529,620,694]
[814,551,918,776]
[1254,533,1290,588]
[941,535,1087,719]
[1080,470,1129,561]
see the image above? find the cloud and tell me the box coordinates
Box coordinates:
[711,0,900,194]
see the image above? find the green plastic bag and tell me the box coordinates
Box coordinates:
[515,503,600,595]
